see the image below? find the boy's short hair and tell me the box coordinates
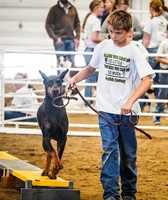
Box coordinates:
[107,10,132,32]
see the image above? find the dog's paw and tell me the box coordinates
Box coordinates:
[41,170,49,176]
[57,164,63,170]
[48,173,57,179]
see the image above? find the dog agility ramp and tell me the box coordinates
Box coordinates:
[0,151,80,200]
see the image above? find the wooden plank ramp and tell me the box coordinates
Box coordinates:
[0,151,69,187]
[0,151,80,200]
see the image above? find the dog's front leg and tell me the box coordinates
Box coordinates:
[49,150,62,179]
[41,151,52,176]
[41,135,55,177]
[50,137,67,177]
[57,137,67,160]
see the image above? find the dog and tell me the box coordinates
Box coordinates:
[37,69,69,179]
[59,56,72,82]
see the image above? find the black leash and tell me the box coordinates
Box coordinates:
[74,88,152,140]
[52,94,78,108]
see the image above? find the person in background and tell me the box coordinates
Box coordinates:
[5,73,38,122]
[68,10,155,200]
[45,0,80,74]
[128,32,149,59]
[142,0,167,98]
[161,0,168,20]
[101,0,115,25]
[153,24,168,124]
[128,33,151,112]
[82,0,106,112]
[101,0,143,41]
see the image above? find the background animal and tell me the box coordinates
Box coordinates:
[37,69,69,179]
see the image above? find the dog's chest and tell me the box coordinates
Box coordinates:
[44,103,65,116]
[42,101,67,122]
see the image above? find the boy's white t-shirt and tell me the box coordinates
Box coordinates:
[90,39,155,115]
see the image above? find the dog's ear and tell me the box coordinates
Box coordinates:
[59,69,69,81]
[39,70,47,80]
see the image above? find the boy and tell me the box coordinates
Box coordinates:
[68,10,155,200]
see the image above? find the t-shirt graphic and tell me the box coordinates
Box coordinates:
[104,53,130,84]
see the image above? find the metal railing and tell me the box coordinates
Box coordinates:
[0,49,168,135]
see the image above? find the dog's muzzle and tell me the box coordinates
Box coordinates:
[48,87,62,98]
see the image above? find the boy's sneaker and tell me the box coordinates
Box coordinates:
[122,196,135,200]
[105,197,117,200]
[153,116,160,125]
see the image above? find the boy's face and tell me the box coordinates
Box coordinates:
[108,25,131,46]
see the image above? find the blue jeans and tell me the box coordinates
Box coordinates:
[155,72,168,113]
[147,47,159,97]
[54,38,75,66]
[84,47,98,105]
[5,111,37,122]
[147,47,158,69]
[98,112,137,199]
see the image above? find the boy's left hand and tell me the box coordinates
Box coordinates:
[120,102,133,115]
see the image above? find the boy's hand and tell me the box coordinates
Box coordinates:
[120,108,131,115]
[120,101,133,115]
[67,77,76,91]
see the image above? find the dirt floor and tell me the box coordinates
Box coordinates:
[0,114,168,200]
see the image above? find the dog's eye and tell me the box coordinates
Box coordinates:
[56,80,62,86]
[47,79,53,86]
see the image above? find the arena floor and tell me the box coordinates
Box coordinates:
[0,115,168,200]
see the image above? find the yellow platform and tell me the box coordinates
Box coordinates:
[0,151,69,188]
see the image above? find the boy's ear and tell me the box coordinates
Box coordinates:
[128,29,133,39]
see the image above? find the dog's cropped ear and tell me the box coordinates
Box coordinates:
[59,69,69,81]
[39,70,47,80]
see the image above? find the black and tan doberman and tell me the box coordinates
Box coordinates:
[37,69,69,179]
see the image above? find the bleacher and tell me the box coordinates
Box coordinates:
[0,0,90,49]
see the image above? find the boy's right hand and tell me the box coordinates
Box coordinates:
[67,77,76,91]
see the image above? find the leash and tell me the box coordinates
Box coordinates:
[74,87,152,140]
[52,94,78,108]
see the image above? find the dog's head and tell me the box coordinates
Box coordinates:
[39,69,68,99]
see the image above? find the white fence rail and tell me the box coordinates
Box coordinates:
[0,50,168,135]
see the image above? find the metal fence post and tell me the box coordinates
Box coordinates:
[0,50,5,128]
